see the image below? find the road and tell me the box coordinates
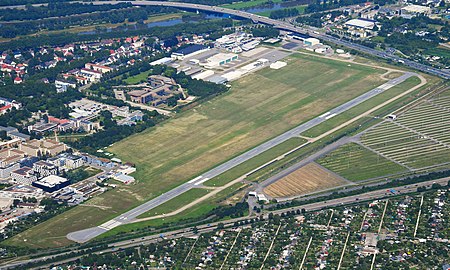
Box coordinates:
[84,1,450,80]
[66,72,416,243]
[125,100,173,116]
[4,176,450,270]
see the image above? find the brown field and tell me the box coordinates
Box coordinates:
[264,162,348,198]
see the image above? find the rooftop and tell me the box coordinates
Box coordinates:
[173,44,207,56]
[34,175,69,188]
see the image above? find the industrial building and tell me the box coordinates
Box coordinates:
[203,53,238,68]
[344,19,376,30]
[32,175,70,193]
[400,5,431,18]
[171,44,209,60]
[303,38,321,46]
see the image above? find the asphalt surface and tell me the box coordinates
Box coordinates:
[85,1,450,80]
[66,72,416,243]
[6,176,450,270]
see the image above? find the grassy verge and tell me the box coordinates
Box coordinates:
[301,76,422,138]
[204,137,307,187]
[100,182,247,239]
[137,188,210,219]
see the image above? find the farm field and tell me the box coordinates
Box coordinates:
[317,143,408,181]
[264,162,349,198]
[9,52,386,248]
[361,93,450,170]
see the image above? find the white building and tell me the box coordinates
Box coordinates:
[401,5,431,18]
[202,53,238,68]
[303,37,321,46]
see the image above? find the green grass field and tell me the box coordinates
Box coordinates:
[317,143,408,181]
[7,53,386,248]
[301,76,422,138]
[101,182,247,239]
[124,70,152,84]
[137,188,210,218]
[204,137,307,187]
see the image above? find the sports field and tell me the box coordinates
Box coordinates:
[317,143,408,181]
[7,52,386,248]
[264,162,348,198]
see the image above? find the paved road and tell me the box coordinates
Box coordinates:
[66,72,416,243]
[6,176,450,270]
[84,1,450,80]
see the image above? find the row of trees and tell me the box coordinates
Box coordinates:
[0,5,178,38]
[1,2,132,21]
[251,26,280,38]
[0,18,233,51]
[269,8,300,19]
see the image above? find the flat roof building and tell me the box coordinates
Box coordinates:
[33,175,70,193]
[171,44,209,60]
[401,5,431,18]
[203,53,238,69]
[345,18,376,30]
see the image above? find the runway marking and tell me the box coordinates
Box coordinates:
[188,176,203,184]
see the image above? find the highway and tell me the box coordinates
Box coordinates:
[66,71,416,243]
[85,1,450,80]
[5,176,450,270]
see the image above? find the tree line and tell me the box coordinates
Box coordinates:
[0,18,233,51]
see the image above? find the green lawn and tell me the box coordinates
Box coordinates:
[100,182,247,239]
[124,70,152,85]
[317,143,408,181]
[137,188,210,219]
[8,52,386,248]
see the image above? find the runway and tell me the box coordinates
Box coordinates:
[67,72,416,243]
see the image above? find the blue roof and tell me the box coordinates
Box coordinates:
[174,44,206,56]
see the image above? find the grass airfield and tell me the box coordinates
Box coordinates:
[5,52,394,248]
